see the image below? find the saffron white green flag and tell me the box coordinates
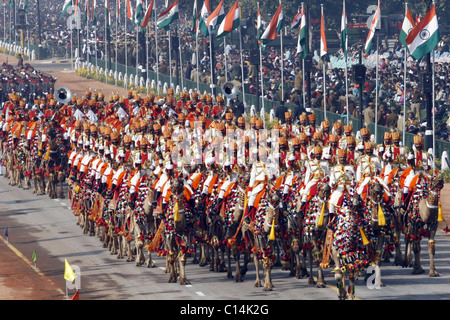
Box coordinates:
[340,0,348,59]
[406,4,440,61]
[61,0,72,18]
[320,6,327,57]
[135,0,144,25]
[259,3,283,44]
[157,0,179,30]
[105,0,111,28]
[290,9,301,29]
[297,4,307,59]
[192,0,198,34]
[399,4,415,49]
[216,0,239,40]
[207,0,225,32]
[364,2,380,53]
[198,0,210,37]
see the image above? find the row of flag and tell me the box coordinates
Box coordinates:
[28,0,419,63]
[57,0,441,62]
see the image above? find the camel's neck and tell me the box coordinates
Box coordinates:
[427,189,440,207]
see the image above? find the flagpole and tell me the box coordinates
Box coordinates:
[343,0,349,125]
[136,21,139,88]
[321,4,326,120]
[86,0,90,70]
[155,13,160,95]
[238,3,245,108]
[178,19,183,92]
[95,26,98,79]
[105,0,108,81]
[280,0,284,102]
[146,1,149,94]
[239,26,246,108]
[125,4,128,90]
[195,32,199,92]
[115,0,118,86]
[402,2,408,147]
[432,44,436,172]
[257,2,264,113]
[207,24,214,97]
[168,29,172,89]
[302,57,305,110]
[375,4,379,145]
[224,38,228,82]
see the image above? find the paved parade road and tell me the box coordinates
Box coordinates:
[1,175,450,301]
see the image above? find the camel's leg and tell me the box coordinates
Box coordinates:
[412,239,425,274]
[393,230,403,266]
[332,247,347,300]
[307,249,316,285]
[262,248,274,291]
[428,232,439,277]
[348,273,356,300]
[253,249,262,288]
[316,266,327,288]
[178,246,190,285]
[199,243,208,267]
[402,236,413,268]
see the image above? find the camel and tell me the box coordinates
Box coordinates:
[243,186,281,291]
[360,181,396,287]
[126,182,152,267]
[32,159,46,195]
[221,172,251,281]
[300,182,331,287]
[141,175,163,269]
[395,173,444,276]
[280,171,305,279]
[327,192,368,300]
[163,177,193,285]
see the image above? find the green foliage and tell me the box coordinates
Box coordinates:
[443,169,450,183]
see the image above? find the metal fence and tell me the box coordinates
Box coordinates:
[81,57,450,168]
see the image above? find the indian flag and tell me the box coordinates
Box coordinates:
[135,0,144,25]
[297,4,307,58]
[61,0,72,18]
[105,0,111,28]
[198,0,211,37]
[91,0,97,24]
[256,4,266,50]
[126,0,134,21]
[157,0,179,30]
[406,4,440,61]
[340,0,348,59]
[291,8,301,29]
[399,4,416,49]
[192,0,198,34]
[207,0,224,32]
[364,1,380,53]
[320,5,327,57]
[216,0,239,40]
[141,0,154,28]
[259,3,283,44]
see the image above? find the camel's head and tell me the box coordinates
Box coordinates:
[171,178,184,195]
[318,183,331,200]
[431,173,444,191]
[270,193,281,207]
[369,182,384,203]
[239,172,250,188]
[352,194,363,207]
